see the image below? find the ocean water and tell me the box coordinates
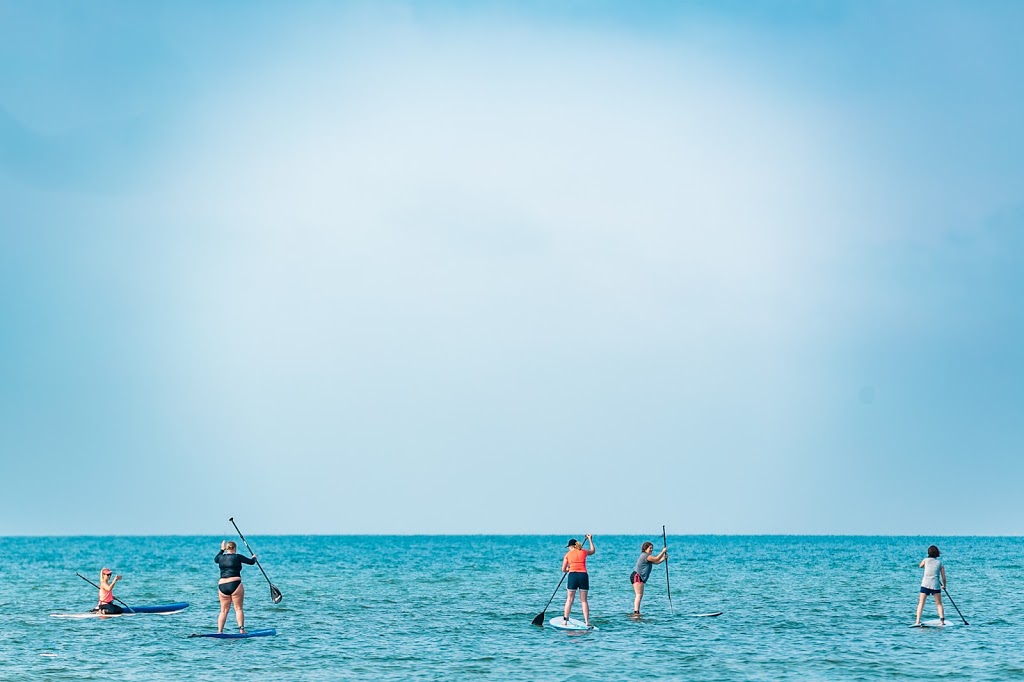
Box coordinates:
[1,535,1022,681]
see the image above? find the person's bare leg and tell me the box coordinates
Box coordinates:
[934,593,944,623]
[217,591,231,633]
[232,583,246,632]
[563,589,576,622]
[580,589,590,626]
[914,593,926,625]
[633,581,644,614]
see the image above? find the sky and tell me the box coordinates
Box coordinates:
[1,1,1022,536]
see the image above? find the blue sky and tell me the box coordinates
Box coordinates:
[1,1,1022,535]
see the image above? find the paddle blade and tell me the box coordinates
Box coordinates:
[270,585,283,604]
[531,611,545,627]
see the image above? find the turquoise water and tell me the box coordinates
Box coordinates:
[1,535,1022,680]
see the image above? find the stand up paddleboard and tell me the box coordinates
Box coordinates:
[548,617,596,631]
[690,612,724,617]
[50,602,189,619]
[910,619,954,628]
[189,629,276,639]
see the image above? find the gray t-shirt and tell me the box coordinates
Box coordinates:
[921,558,943,590]
[634,552,654,583]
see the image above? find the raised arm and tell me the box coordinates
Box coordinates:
[584,534,596,555]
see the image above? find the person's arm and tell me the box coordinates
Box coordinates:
[215,550,224,564]
[241,554,257,565]
[919,559,926,568]
[585,534,596,555]
[562,554,570,572]
[940,565,947,589]
[648,548,668,564]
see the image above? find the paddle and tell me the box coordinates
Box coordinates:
[943,587,969,625]
[229,517,283,603]
[76,572,136,613]
[531,572,568,626]
[662,525,673,613]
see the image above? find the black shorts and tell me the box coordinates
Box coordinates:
[567,572,589,591]
[97,603,123,615]
[630,571,645,585]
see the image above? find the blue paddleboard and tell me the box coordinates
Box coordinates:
[51,602,189,618]
[190,628,276,639]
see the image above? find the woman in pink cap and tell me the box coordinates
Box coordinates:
[94,568,123,614]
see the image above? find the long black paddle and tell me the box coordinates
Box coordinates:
[531,572,568,626]
[943,587,969,625]
[229,517,283,603]
[76,572,135,613]
[662,525,673,613]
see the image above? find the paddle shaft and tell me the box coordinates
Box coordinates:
[943,587,969,625]
[229,517,279,595]
[663,525,673,612]
[76,573,135,613]
[531,572,568,625]
[542,572,568,613]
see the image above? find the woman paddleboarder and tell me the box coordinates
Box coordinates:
[562,534,596,627]
[914,544,946,626]
[215,540,257,634]
[93,568,123,614]
[630,541,668,616]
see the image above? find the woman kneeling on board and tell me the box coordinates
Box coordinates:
[216,540,257,634]
[562,535,596,627]
[914,545,946,626]
[93,568,123,614]
[631,541,668,616]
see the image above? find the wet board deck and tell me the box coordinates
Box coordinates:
[548,617,596,631]
[189,629,277,639]
[910,619,955,628]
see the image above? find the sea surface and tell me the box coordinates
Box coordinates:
[1,535,1021,681]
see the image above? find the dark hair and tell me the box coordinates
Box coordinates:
[641,542,654,552]
[927,545,940,558]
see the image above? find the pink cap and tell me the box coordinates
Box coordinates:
[101,568,112,574]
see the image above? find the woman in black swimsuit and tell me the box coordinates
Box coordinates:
[215,540,257,633]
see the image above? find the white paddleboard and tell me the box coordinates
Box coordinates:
[911,619,954,628]
[50,612,128,619]
[690,612,723,617]
[548,616,596,631]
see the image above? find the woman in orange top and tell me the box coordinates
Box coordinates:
[562,534,596,627]
[94,568,123,614]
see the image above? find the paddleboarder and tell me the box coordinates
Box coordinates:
[913,544,946,627]
[630,541,668,616]
[562,534,596,627]
[92,568,123,614]
[215,540,257,634]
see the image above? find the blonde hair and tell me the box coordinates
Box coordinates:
[225,541,237,552]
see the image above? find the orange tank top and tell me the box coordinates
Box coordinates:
[98,587,113,605]
[565,548,588,573]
